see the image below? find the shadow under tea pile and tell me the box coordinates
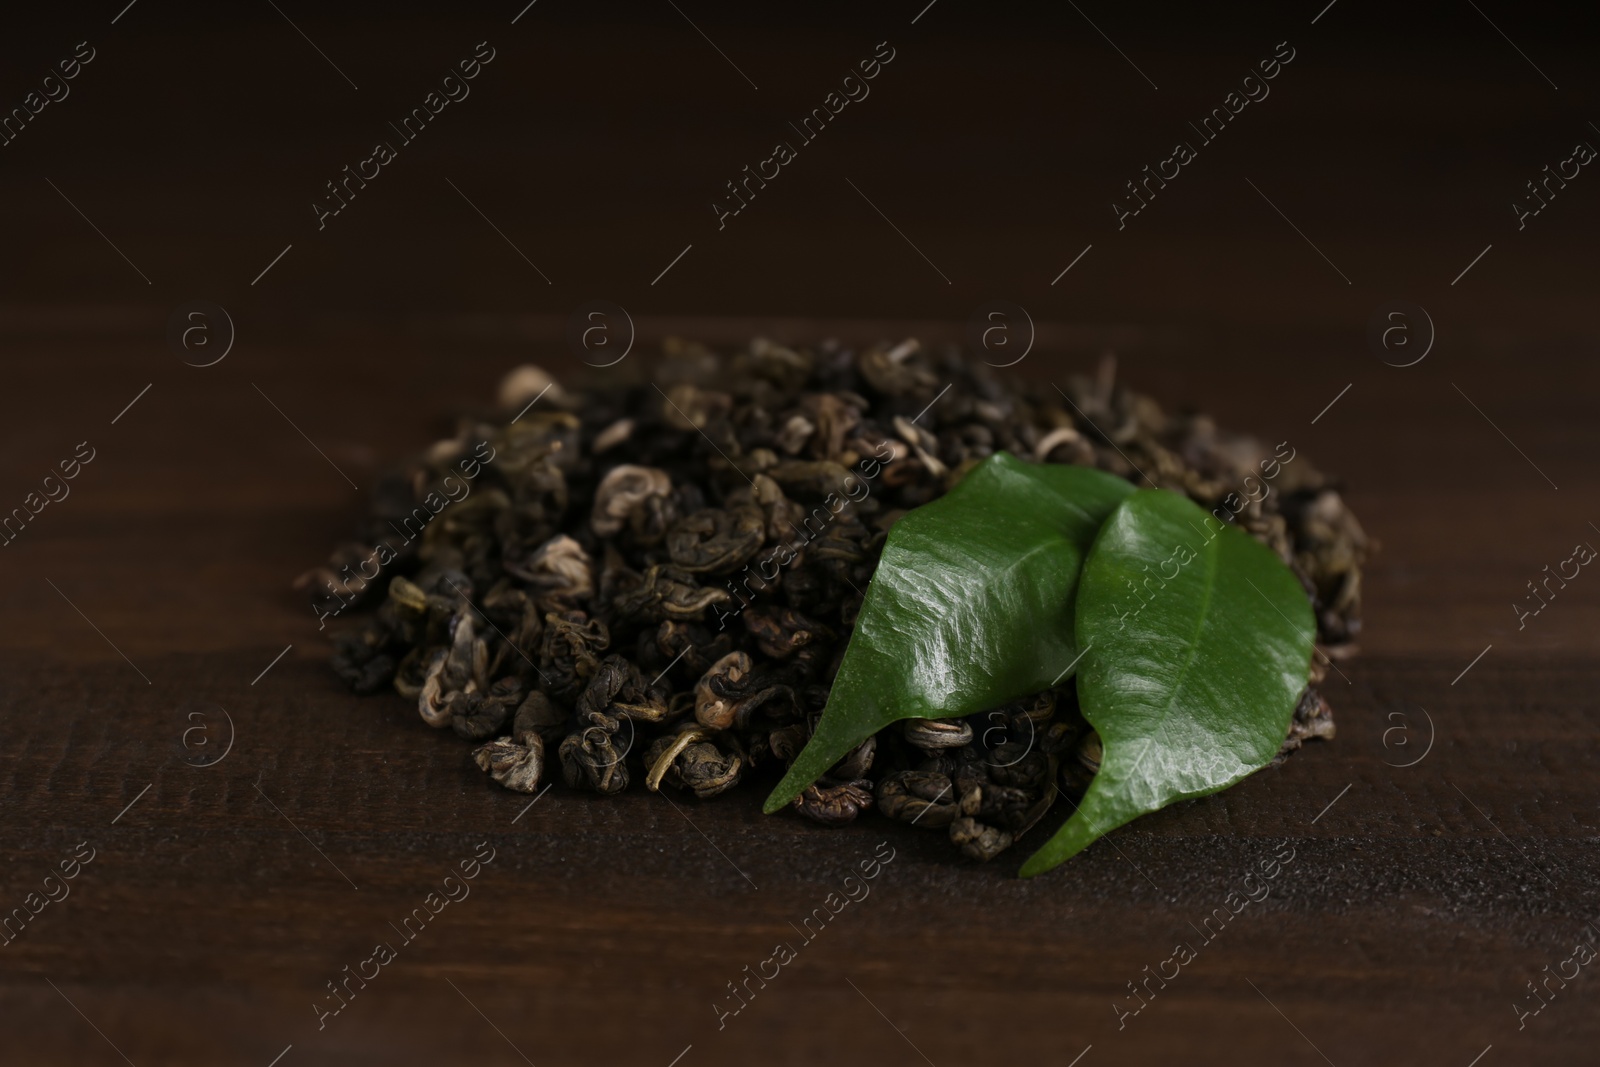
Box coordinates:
[301,339,1366,862]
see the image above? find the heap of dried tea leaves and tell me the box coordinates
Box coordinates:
[301,338,1366,866]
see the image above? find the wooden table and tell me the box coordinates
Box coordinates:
[2,5,1596,1065]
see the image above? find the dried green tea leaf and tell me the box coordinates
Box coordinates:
[1019,489,1314,877]
[764,452,1134,814]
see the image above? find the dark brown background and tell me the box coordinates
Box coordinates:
[1,2,1596,1065]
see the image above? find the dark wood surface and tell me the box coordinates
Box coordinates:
[3,4,1598,1065]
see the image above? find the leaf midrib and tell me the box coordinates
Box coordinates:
[1111,525,1221,791]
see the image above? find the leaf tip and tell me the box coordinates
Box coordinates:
[1016,854,1053,879]
[762,771,805,814]
[1017,838,1076,877]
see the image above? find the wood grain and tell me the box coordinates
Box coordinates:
[2,5,1598,1064]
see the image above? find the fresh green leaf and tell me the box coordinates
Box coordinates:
[764,452,1135,814]
[1019,488,1314,876]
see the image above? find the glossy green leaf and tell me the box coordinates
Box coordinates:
[764,452,1135,814]
[1019,488,1314,876]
